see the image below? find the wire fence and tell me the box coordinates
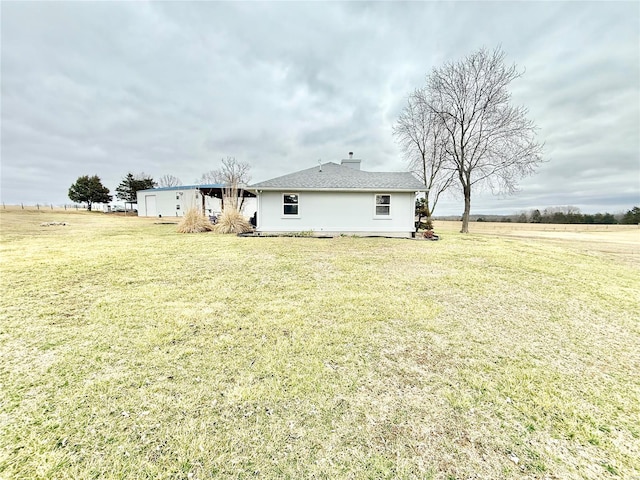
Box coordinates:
[1,203,131,212]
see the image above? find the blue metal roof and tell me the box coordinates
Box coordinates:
[138,184,225,193]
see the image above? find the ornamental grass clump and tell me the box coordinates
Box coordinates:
[176,207,213,233]
[213,207,252,234]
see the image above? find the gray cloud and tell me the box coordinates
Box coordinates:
[1,1,638,215]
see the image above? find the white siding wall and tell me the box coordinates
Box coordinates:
[137,189,206,217]
[137,189,256,218]
[257,191,416,236]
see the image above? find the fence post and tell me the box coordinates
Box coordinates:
[37,204,40,210]
[64,204,67,210]
[21,203,24,209]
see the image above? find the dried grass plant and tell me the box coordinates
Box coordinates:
[176,207,213,233]
[213,206,252,234]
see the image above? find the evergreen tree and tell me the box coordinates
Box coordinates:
[116,173,156,203]
[68,175,112,211]
[621,206,640,224]
[530,209,542,223]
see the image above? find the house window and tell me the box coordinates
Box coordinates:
[176,204,181,210]
[176,194,180,200]
[375,194,391,216]
[283,193,299,216]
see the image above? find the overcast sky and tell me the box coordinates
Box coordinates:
[1,1,639,215]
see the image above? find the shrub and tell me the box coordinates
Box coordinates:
[176,208,214,233]
[424,217,434,231]
[213,208,252,234]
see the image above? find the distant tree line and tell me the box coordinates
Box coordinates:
[470,206,640,225]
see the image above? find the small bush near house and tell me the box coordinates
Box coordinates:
[176,207,214,233]
[213,208,252,234]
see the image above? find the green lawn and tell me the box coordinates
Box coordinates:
[1,209,638,479]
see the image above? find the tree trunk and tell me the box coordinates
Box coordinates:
[424,200,433,230]
[461,185,471,233]
[87,202,92,212]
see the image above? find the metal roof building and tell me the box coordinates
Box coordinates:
[136,184,256,218]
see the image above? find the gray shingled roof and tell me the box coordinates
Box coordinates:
[250,162,425,191]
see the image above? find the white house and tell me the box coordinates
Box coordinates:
[249,156,425,237]
[136,184,256,218]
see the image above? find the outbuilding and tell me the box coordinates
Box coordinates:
[249,155,425,237]
[136,184,256,218]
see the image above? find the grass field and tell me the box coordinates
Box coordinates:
[1,208,639,479]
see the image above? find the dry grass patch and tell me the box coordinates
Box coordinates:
[435,220,640,264]
[1,209,639,479]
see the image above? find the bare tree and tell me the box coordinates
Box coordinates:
[198,170,222,185]
[199,157,251,211]
[393,87,455,223]
[158,175,182,187]
[424,47,544,233]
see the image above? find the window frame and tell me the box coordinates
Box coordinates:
[282,193,300,217]
[374,193,392,219]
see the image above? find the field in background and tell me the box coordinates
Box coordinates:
[1,209,639,479]
[435,220,639,261]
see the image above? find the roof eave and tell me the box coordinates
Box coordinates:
[249,187,426,193]
[137,184,227,193]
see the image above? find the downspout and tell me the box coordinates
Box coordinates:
[257,191,261,230]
